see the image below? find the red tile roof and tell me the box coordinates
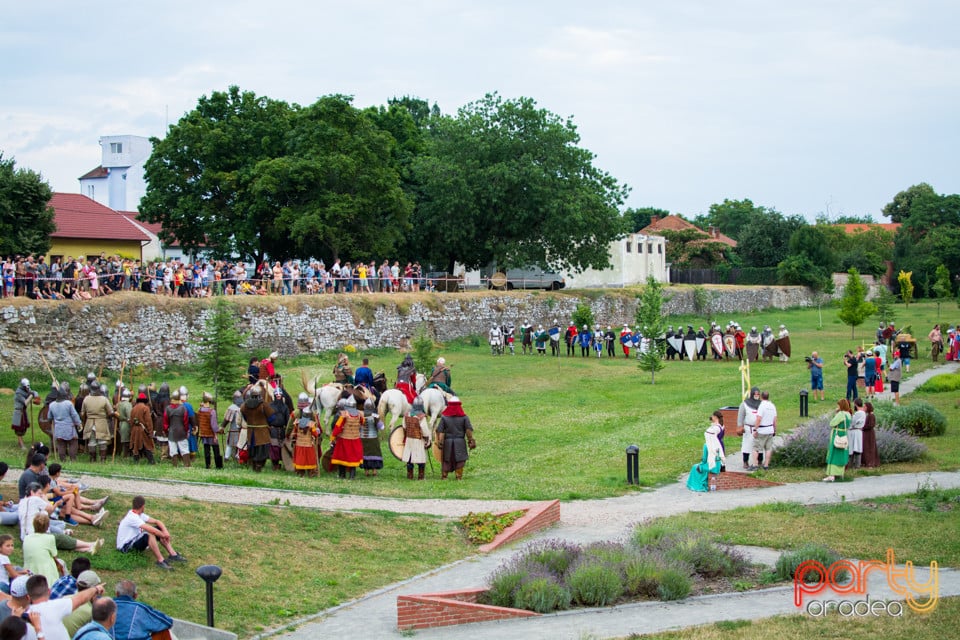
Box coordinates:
[640,214,738,248]
[78,166,109,180]
[49,193,151,241]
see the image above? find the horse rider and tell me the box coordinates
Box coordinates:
[395,354,418,404]
[333,353,354,385]
[425,357,454,395]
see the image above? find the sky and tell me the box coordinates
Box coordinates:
[2,1,958,221]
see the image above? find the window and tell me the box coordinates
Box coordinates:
[658,244,662,254]
[648,243,653,254]
[110,142,123,154]
[638,242,644,254]
[625,241,632,253]
[87,185,95,198]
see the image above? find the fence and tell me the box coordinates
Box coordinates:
[670,267,779,286]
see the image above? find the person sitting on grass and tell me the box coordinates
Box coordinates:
[115,496,185,570]
[71,595,117,640]
[47,464,108,527]
[17,482,103,555]
[113,580,174,640]
[0,534,29,595]
[49,556,91,600]
[25,573,105,640]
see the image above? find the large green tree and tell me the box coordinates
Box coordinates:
[0,153,55,256]
[889,185,960,296]
[837,267,877,338]
[735,211,806,268]
[635,276,667,384]
[625,207,669,233]
[411,93,630,273]
[693,199,763,242]
[139,86,294,263]
[253,95,412,263]
[882,183,937,223]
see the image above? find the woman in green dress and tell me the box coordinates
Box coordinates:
[687,417,725,492]
[824,399,852,482]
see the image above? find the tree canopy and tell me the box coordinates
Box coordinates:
[837,267,876,338]
[0,152,55,256]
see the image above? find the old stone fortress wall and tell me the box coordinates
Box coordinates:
[0,287,815,371]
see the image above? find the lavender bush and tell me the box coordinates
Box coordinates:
[773,416,927,468]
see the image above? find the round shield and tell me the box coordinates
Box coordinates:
[489,271,507,289]
[433,437,442,464]
[389,425,406,461]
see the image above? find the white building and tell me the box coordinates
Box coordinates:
[78,135,152,212]
[563,233,668,288]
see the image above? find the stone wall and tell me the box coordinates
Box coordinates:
[0,286,816,371]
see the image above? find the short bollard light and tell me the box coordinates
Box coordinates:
[799,389,809,417]
[196,564,223,628]
[626,445,640,485]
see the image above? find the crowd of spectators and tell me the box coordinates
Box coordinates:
[2,253,444,300]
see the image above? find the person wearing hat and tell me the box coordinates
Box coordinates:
[239,381,275,472]
[48,382,81,462]
[565,322,578,357]
[70,594,117,640]
[332,353,354,385]
[291,404,320,477]
[436,397,475,480]
[426,357,453,394]
[116,388,133,459]
[619,324,633,358]
[395,354,418,404]
[401,398,429,480]
[578,325,592,357]
[330,396,363,479]
[359,398,384,477]
[12,378,40,450]
[162,389,190,467]
[178,387,199,462]
[267,387,291,471]
[0,574,32,619]
[534,324,548,355]
[197,392,222,470]
[62,570,105,638]
[221,390,244,463]
[81,382,116,463]
[259,351,281,389]
[128,392,156,465]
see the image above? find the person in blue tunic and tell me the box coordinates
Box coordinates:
[686,422,725,492]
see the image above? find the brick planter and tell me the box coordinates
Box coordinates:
[397,588,538,631]
[478,500,560,553]
[714,471,782,490]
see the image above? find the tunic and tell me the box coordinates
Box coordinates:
[360,415,384,470]
[861,412,880,468]
[331,411,363,467]
[293,422,320,470]
[848,409,865,455]
[223,404,242,447]
[198,406,219,444]
[241,402,275,463]
[48,400,81,441]
[12,386,34,435]
[117,399,132,443]
[164,403,188,441]
[437,413,473,473]
[81,395,114,440]
[401,415,428,464]
[129,402,155,452]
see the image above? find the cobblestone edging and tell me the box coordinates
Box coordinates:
[0,286,816,371]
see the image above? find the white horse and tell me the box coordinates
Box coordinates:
[300,371,372,426]
[419,387,448,434]
[378,388,411,430]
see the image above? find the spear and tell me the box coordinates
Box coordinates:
[112,358,126,462]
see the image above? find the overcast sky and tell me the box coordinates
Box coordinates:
[2,1,958,221]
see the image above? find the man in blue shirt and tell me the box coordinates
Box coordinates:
[807,351,824,401]
[73,597,117,640]
[113,580,174,640]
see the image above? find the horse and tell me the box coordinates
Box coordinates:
[378,388,410,430]
[419,387,448,434]
[300,371,373,427]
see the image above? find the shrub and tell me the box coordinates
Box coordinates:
[916,373,960,394]
[484,565,529,607]
[512,575,571,613]
[520,539,582,579]
[665,532,748,578]
[875,427,928,463]
[632,520,685,548]
[581,541,633,567]
[567,559,624,607]
[622,555,664,598]
[772,418,833,468]
[656,567,693,600]
[775,544,848,583]
[892,402,947,437]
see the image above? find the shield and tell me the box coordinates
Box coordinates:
[620,334,632,345]
[724,334,737,357]
[548,327,561,341]
[695,337,705,355]
[683,338,697,361]
[38,406,53,439]
[667,336,683,354]
[389,425,406,461]
[711,334,724,355]
[321,446,334,472]
[746,342,760,362]
[433,438,442,464]
[280,439,295,472]
[762,337,778,358]
[776,336,792,358]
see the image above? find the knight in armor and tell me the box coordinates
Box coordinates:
[593,326,604,358]
[129,391,156,464]
[488,325,503,355]
[221,390,243,462]
[565,322,578,357]
[734,324,746,360]
[117,388,133,458]
[163,388,191,467]
[49,382,81,462]
[534,325,548,355]
[620,324,633,358]
[292,405,320,477]
[198,392,223,469]
[578,325,592,357]
[359,398,384,476]
[260,351,280,388]
[333,353,354,385]
[426,357,454,394]
[745,326,762,362]
[682,325,697,361]
[521,322,534,355]
[81,381,115,463]
[401,398,429,480]
[12,378,40,450]
[240,381,275,472]
[179,386,199,461]
[247,357,260,385]
[396,354,418,404]
[761,325,776,362]
[710,324,724,360]
[151,383,170,460]
[330,397,363,479]
[665,326,677,360]
[503,323,516,355]
[268,387,291,471]
[550,320,562,357]
[696,326,708,360]
[604,326,616,358]
[777,324,790,363]
[437,396,475,480]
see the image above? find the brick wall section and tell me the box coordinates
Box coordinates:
[478,499,560,553]
[397,590,539,630]
[714,471,782,490]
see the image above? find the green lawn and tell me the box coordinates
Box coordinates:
[0,296,955,500]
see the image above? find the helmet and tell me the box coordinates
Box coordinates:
[116,380,124,389]
[437,357,445,365]
[171,389,181,401]
[298,392,310,403]
[57,382,71,402]
[20,378,29,388]
[411,398,425,414]
[344,395,357,408]
[89,381,102,396]
[78,383,89,395]
[202,391,213,403]
[269,351,279,360]
[179,386,189,398]
[86,372,96,383]
[302,405,313,416]
[121,388,132,399]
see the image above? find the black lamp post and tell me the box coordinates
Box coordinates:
[196,565,223,627]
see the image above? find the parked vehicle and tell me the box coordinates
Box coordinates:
[488,266,565,291]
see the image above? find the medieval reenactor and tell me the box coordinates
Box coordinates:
[710,324,724,360]
[521,322,534,355]
[333,353,354,385]
[330,396,363,479]
[535,325,549,355]
[401,398,429,480]
[437,396,476,480]
[683,326,697,361]
[267,387,290,470]
[734,324,746,360]
[503,323,516,355]
[745,326,762,362]
[761,325,777,362]
[240,380,275,473]
[619,324,633,358]
[549,321,562,357]
[396,354,418,404]
[129,391,156,464]
[696,326,708,360]
[488,325,503,356]
[359,398,384,476]
[665,326,677,360]
[81,381,115,463]
[163,388,191,467]
[426,357,454,394]
[198,392,223,469]
[12,379,40,450]
[776,324,792,363]
[604,326,616,358]
[565,322,578,357]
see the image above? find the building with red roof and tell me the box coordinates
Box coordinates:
[47,193,151,263]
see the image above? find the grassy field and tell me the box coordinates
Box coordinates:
[0,296,956,500]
